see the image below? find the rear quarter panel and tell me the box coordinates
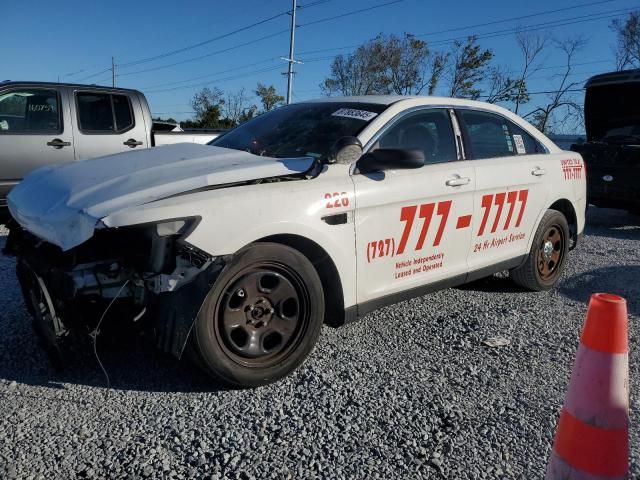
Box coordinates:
[526,150,586,251]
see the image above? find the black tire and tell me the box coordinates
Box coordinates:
[509,209,570,291]
[190,242,324,387]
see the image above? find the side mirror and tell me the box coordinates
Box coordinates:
[329,136,363,165]
[356,148,425,173]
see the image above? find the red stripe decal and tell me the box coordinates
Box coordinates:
[554,408,628,477]
[456,215,472,229]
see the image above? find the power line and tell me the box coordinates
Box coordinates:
[120,0,405,79]
[139,1,601,92]
[427,8,637,46]
[145,64,284,94]
[294,2,634,57]
[140,58,280,90]
[77,68,112,82]
[134,3,630,97]
[418,0,618,38]
[117,30,288,77]
[119,13,289,69]
[298,0,405,27]
[119,0,332,69]
[73,0,329,82]
[141,54,335,94]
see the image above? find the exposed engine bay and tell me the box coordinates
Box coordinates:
[4,219,227,361]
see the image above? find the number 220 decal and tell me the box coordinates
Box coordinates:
[325,192,349,208]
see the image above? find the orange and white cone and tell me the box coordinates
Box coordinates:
[546,293,629,479]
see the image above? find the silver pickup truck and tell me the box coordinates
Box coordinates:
[0,81,222,220]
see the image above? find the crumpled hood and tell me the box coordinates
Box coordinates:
[8,143,313,250]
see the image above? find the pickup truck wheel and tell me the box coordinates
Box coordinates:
[191,243,324,387]
[509,209,569,291]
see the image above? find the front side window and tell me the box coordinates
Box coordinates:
[459,110,543,159]
[76,92,134,133]
[0,88,60,133]
[211,102,388,162]
[374,109,457,164]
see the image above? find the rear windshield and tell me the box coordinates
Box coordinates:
[211,102,387,161]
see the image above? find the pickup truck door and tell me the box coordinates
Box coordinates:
[352,108,475,308]
[455,109,549,275]
[71,89,149,160]
[0,86,75,207]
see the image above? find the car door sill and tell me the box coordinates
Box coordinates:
[342,254,527,325]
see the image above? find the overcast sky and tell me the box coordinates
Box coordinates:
[4,0,637,121]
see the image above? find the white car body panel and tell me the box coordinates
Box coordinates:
[352,160,475,303]
[103,164,360,309]
[8,95,586,316]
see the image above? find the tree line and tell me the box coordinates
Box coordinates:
[171,11,640,134]
[155,82,285,129]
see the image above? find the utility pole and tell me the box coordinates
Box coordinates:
[111,56,116,87]
[284,0,298,104]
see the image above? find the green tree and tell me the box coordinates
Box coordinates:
[321,33,444,96]
[190,87,225,128]
[484,67,527,104]
[255,83,284,112]
[448,36,493,99]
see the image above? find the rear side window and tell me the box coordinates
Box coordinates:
[376,109,457,164]
[458,110,514,159]
[76,92,134,133]
[459,110,544,159]
[0,88,61,133]
[509,122,545,155]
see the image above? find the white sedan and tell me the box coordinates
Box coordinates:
[5,96,586,387]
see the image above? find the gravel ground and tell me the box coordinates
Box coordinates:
[0,207,638,480]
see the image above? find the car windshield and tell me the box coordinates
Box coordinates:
[210,102,388,161]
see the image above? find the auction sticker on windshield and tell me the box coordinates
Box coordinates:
[332,108,379,121]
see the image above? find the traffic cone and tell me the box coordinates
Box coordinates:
[546,293,629,479]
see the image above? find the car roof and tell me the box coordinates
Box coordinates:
[584,69,640,88]
[304,94,515,113]
[0,80,142,95]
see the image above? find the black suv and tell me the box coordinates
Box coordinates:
[571,69,640,213]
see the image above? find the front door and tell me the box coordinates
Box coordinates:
[0,86,75,207]
[352,108,475,307]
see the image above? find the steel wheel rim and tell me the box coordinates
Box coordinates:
[537,224,565,281]
[214,262,310,368]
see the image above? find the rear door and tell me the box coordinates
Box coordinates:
[352,108,475,306]
[0,86,75,207]
[456,109,549,274]
[71,89,149,159]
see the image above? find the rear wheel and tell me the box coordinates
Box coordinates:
[190,243,324,387]
[510,209,569,291]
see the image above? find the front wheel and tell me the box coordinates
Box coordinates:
[510,209,570,291]
[190,242,324,387]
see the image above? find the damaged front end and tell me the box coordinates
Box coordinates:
[3,218,227,361]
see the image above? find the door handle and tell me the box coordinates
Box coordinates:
[445,176,471,187]
[46,138,71,149]
[123,138,143,148]
[531,167,547,176]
